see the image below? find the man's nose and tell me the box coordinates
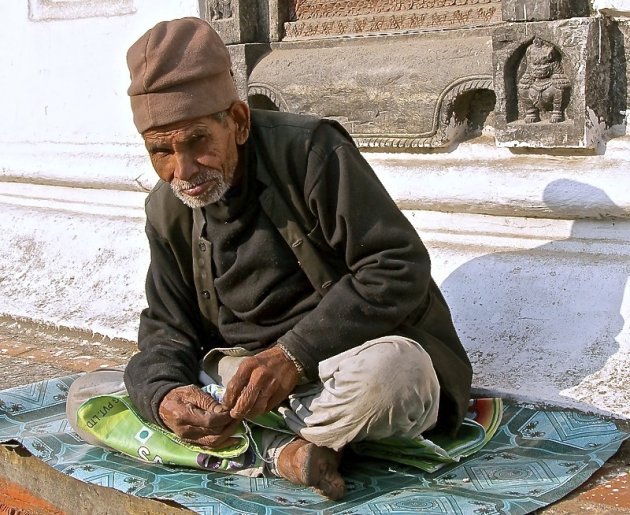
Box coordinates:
[173,151,198,181]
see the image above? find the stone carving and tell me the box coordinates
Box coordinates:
[248,31,496,149]
[248,83,289,112]
[493,18,612,149]
[517,37,571,123]
[441,80,496,137]
[202,0,260,45]
[290,0,499,19]
[502,0,590,22]
[284,0,502,39]
[351,78,495,148]
[207,0,233,20]
[249,75,494,149]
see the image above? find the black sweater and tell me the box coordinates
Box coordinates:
[124,110,472,435]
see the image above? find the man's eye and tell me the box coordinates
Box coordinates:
[191,134,207,144]
[150,148,171,157]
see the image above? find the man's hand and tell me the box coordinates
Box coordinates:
[158,384,240,448]
[223,346,300,420]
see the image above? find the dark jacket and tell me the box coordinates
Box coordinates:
[124,110,472,435]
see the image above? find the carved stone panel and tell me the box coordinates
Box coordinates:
[502,0,590,22]
[517,37,571,124]
[248,32,495,149]
[493,18,613,149]
[201,0,259,44]
[206,0,233,20]
[284,0,503,40]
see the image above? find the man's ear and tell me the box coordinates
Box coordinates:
[229,101,251,145]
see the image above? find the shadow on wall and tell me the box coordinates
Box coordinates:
[440,180,628,400]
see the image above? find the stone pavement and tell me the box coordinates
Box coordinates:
[0,316,627,514]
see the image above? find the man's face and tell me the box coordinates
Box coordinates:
[143,104,249,208]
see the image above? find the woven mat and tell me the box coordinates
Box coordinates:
[0,375,627,514]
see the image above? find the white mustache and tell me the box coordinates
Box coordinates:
[171,169,221,193]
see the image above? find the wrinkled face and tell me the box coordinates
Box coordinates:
[143,103,250,208]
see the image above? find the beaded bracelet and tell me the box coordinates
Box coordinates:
[276,343,308,383]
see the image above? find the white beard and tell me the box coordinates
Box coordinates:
[170,169,230,208]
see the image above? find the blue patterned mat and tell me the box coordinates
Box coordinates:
[0,375,627,514]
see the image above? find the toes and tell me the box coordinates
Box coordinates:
[301,443,345,500]
[277,439,346,500]
[316,473,346,501]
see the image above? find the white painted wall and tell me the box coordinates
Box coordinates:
[0,1,200,339]
[2,0,199,144]
[0,1,628,420]
[370,138,630,419]
[0,0,199,187]
[593,0,630,17]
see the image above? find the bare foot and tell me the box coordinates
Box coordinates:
[276,438,346,500]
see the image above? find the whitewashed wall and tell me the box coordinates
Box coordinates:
[0,1,628,420]
[370,137,630,419]
[0,1,199,337]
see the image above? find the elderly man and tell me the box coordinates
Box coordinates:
[68,17,471,500]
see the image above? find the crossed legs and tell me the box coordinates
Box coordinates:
[67,336,440,500]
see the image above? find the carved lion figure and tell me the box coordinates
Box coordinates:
[518,37,571,123]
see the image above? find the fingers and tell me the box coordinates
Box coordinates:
[194,435,241,449]
[158,385,239,447]
[185,402,234,431]
[222,360,253,410]
[190,388,233,425]
[179,418,242,448]
[225,359,277,419]
[229,379,274,419]
[187,386,221,412]
[160,385,226,429]
[223,347,300,419]
[192,420,242,448]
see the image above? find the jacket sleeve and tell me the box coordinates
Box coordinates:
[276,124,434,379]
[123,220,207,426]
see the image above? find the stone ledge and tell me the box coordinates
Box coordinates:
[368,136,630,219]
[3,134,630,221]
[0,141,154,192]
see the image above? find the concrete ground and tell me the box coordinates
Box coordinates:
[0,316,627,514]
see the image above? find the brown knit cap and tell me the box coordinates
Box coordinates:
[127,17,239,133]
